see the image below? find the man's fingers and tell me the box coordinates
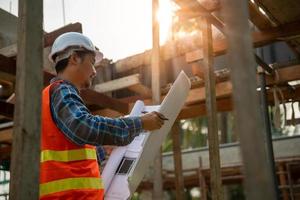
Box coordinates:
[157,118,164,127]
[153,111,168,120]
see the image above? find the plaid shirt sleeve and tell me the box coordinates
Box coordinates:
[49,81,143,149]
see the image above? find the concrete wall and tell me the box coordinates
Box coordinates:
[162,135,300,171]
[0,8,17,48]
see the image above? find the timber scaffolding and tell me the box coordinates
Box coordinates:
[0,0,300,199]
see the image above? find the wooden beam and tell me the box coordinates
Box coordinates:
[152,0,163,198]
[258,71,280,197]
[2,86,300,145]
[173,0,220,13]
[94,74,141,93]
[255,54,273,74]
[0,55,130,114]
[94,73,152,97]
[128,84,152,98]
[174,0,224,32]
[186,81,232,105]
[178,98,233,120]
[201,17,223,200]
[248,1,273,31]
[9,0,43,198]
[171,122,185,199]
[186,20,300,63]
[266,64,300,85]
[0,128,12,143]
[114,20,300,73]
[221,0,277,199]
[80,89,129,114]
[192,63,300,87]
[198,157,208,200]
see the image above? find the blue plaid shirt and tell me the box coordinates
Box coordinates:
[49,78,143,163]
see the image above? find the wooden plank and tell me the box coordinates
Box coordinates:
[201,17,223,200]
[0,145,11,160]
[171,122,185,199]
[94,74,141,93]
[128,84,152,98]
[186,81,232,105]
[278,163,289,200]
[266,64,300,85]
[80,89,129,114]
[178,98,233,120]
[0,128,12,142]
[9,0,43,198]
[193,63,300,87]
[94,73,151,97]
[152,0,163,198]
[221,0,277,199]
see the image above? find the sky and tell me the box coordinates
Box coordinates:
[0,0,173,61]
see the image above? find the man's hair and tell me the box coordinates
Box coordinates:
[54,50,93,74]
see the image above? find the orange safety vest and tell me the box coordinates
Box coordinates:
[40,82,104,200]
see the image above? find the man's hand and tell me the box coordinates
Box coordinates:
[140,111,168,131]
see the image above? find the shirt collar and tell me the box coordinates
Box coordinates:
[50,77,80,93]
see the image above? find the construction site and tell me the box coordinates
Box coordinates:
[0,0,300,199]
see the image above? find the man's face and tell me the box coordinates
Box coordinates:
[75,53,97,89]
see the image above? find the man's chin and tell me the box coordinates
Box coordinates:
[82,81,92,89]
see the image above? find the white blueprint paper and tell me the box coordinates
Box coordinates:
[102,100,146,191]
[103,71,191,199]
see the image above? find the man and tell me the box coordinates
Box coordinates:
[40,32,166,200]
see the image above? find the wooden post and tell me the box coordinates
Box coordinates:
[198,157,207,200]
[201,17,223,200]
[9,0,43,199]
[152,0,163,199]
[171,122,184,200]
[258,69,280,199]
[221,1,277,199]
[278,163,289,200]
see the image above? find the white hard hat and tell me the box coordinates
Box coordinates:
[49,32,103,65]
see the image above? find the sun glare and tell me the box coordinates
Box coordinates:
[156,0,176,44]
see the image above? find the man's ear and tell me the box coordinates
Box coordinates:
[69,53,80,65]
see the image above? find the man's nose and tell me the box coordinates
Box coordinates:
[91,66,97,78]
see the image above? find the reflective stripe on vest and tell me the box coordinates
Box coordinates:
[40,177,103,197]
[41,148,97,163]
